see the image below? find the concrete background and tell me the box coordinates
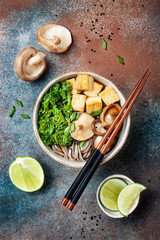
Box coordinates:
[0,0,160,239]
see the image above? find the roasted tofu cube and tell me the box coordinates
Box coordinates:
[83,81,103,97]
[75,74,94,91]
[71,94,87,112]
[99,86,120,106]
[66,78,81,94]
[83,91,98,97]
[86,97,102,113]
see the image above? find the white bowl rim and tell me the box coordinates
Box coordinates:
[96,174,140,218]
[33,71,131,168]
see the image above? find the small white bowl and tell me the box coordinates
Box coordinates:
[96,174,140,218]
[33,72,131,168]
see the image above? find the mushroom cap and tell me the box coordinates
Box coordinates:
[37,24,72,53]
[70,113,95,141]
[14,46,46,82]
[100,103,121,126]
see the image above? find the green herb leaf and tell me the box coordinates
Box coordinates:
[64,126,70,138]
[21,114,30,119]
[9,106,15,117]
[16,100,23,107]
[91,110,102,116]
[49,122,54,135]
[70,112,77,121]
[79,141,85,148]
[75,113,80,120]
[65,116,71,123]
[103,39,107,50]
[70,123,75,133]
[118,56,124,64]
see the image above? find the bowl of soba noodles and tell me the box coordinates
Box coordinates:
[33,72,130,168]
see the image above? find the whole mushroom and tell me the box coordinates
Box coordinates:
[37,24,72,53]
[92,119,107,136]
[100,103,122,127]
[70,113,95,141]
[14,46,46,82]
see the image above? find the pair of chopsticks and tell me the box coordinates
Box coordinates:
[61,69,151,211]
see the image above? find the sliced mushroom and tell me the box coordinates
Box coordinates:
[37,24,72,53]
[100,103,121,127]
[70,113,95,141]
[14,46,46,82]
[92,119,107,136]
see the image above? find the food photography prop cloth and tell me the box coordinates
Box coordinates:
[0,0,160,239]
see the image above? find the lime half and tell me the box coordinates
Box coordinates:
[9,156,45,192]
[117,183,146,217]
[99,178,127,211]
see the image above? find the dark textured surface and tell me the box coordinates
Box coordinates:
[0,0,160,239]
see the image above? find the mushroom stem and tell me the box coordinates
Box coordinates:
[76,124,84,131]
[27,52,46,65]
[53,35,61,45]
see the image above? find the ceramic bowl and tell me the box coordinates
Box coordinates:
[33,72,130,168]
[96,174,140,218]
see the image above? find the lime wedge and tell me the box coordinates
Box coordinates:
[99,178,127,211]
[9,156,45,192]
[117,183,146,217]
